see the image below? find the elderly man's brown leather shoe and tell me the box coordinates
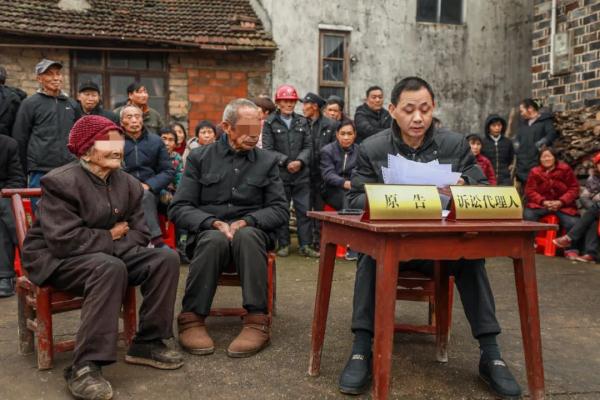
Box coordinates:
[177,312,214,355]
[227,314,271,358]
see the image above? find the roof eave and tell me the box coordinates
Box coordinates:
[0,29,277,52]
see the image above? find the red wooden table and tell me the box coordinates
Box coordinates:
[307,211,556,400]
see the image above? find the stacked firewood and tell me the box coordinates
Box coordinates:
[553,105,600,177]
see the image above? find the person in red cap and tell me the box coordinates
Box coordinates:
[261,84,319,258]
[22,115,183,400]
[554,152,600,263]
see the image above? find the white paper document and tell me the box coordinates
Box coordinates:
[382,154,461,187]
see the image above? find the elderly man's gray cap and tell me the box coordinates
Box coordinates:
[35,59,63,75]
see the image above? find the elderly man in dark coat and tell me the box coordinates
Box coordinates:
[169,98,288,358]
[22,115,183,400]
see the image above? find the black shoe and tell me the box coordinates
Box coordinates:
[479,358,522,399]
[339,353,372,395]
[0,278,15,298]
[177,248,190,264]
[64,362,113,400]
[125,339,184,370]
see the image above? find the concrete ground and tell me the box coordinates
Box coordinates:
[1,248,599,399]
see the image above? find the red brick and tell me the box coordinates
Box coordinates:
[565,1,579,13]
[188,93,205,102]
[231,72,246,80]
[209,79,227,87]
[215,71,231,79]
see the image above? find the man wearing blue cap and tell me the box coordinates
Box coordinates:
[12,59,80,198]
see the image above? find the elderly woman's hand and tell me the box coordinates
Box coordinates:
[110,221,129,240]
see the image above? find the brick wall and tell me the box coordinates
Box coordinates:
[0,47,71,94]
[531,0,600,111]
[0,46,271,133]
[168,52,272,133]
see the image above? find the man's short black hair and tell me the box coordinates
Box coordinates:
[520,98,541,111]
[195,120,217,137]
[127,82,145,94]
[390,77,435,106]
[336,118,356,133]
[366,85,383,97]
[326,95,345,110]
[159,127,178,145]
[466,133,482,144]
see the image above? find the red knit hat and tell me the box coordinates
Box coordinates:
[68,115,123,158]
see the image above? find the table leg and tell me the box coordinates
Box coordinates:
[308,240,338,376]
[513,247,545,400]
[434,261,450,363]
[372,242,399,400]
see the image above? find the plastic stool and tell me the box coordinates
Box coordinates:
[158,214,177,249]
[535,214,559,256]
[323,204,348,258]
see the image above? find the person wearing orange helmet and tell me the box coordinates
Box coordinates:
[554,152,600,263]
[262,85,319,258]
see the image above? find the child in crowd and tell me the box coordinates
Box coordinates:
[466,134,497,185]
[553,152,600,263]
[159,127,183,205]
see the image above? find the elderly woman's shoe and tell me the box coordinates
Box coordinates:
[125,339,184,369]
[64,362,113,400]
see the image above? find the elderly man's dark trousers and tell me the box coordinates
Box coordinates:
[46,247,180,366]
[351,255,501,339]
[276,182,312,248]
[182,227,269,316]
[310,179,326,247]
[0,198,16,279]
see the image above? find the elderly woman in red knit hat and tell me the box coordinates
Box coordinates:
[22,115,183,400]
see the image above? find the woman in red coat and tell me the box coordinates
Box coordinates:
[523,147,580,258]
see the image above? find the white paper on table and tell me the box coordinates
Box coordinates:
[385,154,460,187]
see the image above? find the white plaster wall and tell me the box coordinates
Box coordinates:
[255,0,533,134]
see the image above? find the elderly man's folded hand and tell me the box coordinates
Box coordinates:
[229,220,248,238]
[212,220,233,240]
[110,221,129,240]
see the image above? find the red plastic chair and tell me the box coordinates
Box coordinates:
[322,204,347,258]
[535,214,559,256]
[159,214,177,249]
[210,252,277,317]
[1,188,137,370]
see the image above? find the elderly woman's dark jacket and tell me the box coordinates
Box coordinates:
[22,161,150,285]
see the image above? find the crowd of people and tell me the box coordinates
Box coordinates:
[0,57,598,400]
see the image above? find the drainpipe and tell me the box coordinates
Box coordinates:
[550,0,557,75]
